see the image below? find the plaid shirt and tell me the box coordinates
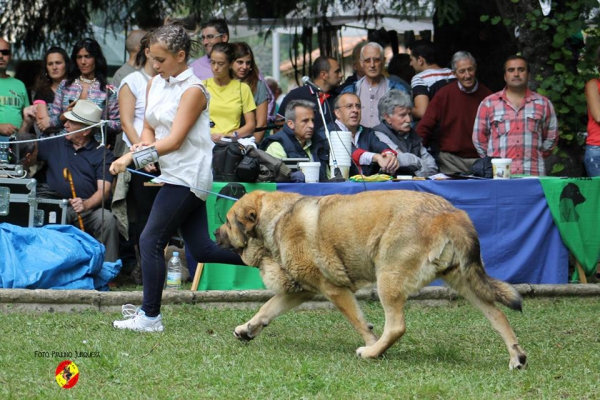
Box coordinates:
[472,88,558,176]
[49,79,120,132]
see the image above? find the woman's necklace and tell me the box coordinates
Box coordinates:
[79,75,97,85]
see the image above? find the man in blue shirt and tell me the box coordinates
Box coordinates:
[36,100,119,263]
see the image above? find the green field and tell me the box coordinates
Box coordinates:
[1,297,598,399]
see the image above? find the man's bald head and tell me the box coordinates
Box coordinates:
[126,30,147,54]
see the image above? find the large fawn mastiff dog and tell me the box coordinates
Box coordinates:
[215,190,527,369]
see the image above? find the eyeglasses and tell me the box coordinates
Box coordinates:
[0,49,11,56]
[363,57,382,64]
[337,103,361,110]
[201,34,223,41]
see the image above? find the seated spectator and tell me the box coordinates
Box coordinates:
[232,42,273,142]
[0,37,29,136]
[39,38,120,145]
[21,47,71,136]
[35,100,119,263]
[372,90,438,177]
[323,93,399,176]
[261,99,330,182]
[203,42,256,142]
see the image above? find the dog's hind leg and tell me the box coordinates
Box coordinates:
[320,284,379,348]
[233,291,315,342]
[355,276,408,359]
[459,289,527,370]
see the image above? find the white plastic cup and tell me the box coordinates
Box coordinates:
[298,161,321,183]
[329,131,352,166]
[491,158,513,179]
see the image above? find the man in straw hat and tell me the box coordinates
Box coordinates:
[35,99,120,262]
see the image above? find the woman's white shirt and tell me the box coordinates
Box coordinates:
[118,71,149,147]
[145,68,213,200]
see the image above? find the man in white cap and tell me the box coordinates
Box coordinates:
[35,100,120,263]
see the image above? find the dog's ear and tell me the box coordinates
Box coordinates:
[236,206,259,238]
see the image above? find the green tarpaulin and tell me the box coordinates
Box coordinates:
[197,182,276,290]
[540,177,600,280]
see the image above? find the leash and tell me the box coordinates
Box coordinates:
[126,168,241,202]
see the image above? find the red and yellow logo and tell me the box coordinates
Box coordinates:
[55,360,79,389]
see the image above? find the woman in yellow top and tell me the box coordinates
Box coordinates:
[203,42,256,142]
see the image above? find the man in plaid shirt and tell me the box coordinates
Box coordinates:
[472,55,558,176]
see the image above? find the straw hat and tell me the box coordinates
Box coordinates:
[63,100,102,126]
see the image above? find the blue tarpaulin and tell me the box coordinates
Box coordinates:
[0,223,122,290]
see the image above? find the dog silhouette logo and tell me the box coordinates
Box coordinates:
[559,183,586,222]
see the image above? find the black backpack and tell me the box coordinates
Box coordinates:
[212,141,260,182]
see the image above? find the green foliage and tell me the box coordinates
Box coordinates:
[533,2,599,147]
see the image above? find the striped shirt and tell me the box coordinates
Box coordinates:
[410,68,455,99]
[472,88,558,176]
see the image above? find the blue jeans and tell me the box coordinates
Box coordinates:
[139,184,244,316]
[584,145,600,177]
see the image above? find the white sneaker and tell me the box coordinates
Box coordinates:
[113,305,164,332]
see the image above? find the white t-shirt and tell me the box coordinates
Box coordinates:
[118,71,150,147]
[145,68,213,200]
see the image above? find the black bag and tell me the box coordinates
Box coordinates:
[245,146,292,182]
[212,141,261,182]
[212,141,245,182]
[235,156,260,182]
[471,156,493,178]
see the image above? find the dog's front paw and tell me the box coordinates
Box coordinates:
[233,324,255,342]
[509,354,527,370]
[356,346,379,359]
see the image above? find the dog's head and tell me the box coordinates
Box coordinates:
[215,190,266,252]
[560,182,586,206]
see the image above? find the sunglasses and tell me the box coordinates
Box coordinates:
[0,49,11,56]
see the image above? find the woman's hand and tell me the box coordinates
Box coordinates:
[130,142,152,152]
[23,105,36,119]
[36,116,51,131]
[144,163,157,173]
[211,133,223,143]
[109,153,133,175]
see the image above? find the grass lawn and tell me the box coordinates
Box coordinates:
[0,297,599,399]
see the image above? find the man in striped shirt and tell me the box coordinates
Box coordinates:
[472,55,558,176]
[409,40,455,120]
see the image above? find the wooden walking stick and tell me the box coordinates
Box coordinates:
[63,167,85,232]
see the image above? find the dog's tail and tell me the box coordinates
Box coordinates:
[429,210,522,312]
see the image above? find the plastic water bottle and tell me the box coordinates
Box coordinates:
[165,252,182,290]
